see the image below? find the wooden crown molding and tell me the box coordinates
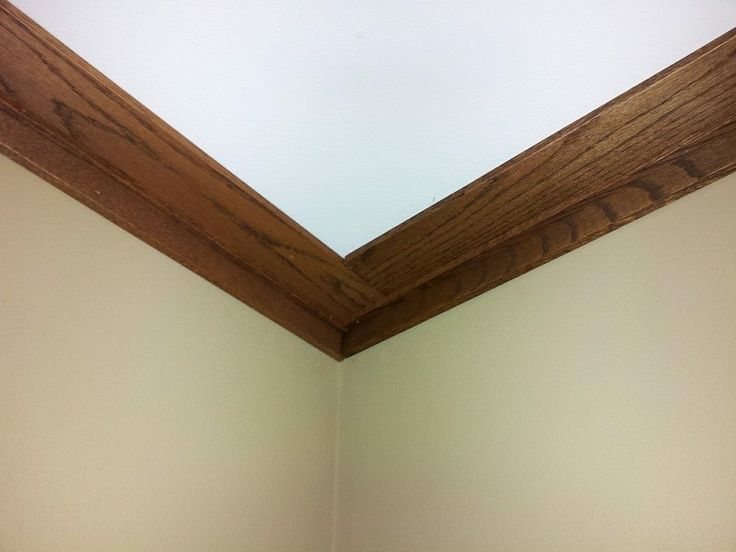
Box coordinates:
[343,27,736,355]
[1,1,734,359]
[0,1,381,360]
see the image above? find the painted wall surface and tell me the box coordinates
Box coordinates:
[2,151,735,552]
[0,155,338,552]
[12,0,736,254]
[337,174,736,551]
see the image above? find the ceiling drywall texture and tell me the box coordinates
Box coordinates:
[13,0,736,255]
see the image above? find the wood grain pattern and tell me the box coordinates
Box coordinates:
[0,1,382,339]
[0,99,344,359]
[342,123,736,356]
[1,0,734,359]
[346,28,736,301]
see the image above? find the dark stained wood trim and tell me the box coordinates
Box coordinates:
[0,0,385,358]
[343,123,736,356]
[1,0,734,359]
[0,1,382,330]
[346,28,736,302]
[0,103,344,359]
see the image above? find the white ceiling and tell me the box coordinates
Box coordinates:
[14,1,736,255]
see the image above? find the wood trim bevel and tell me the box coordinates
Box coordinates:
[0,2,383,326]
[346,28,736,300]
[0,98,345,359]
[1,0,734,359]
[0,0,381,358]
[342,123,736,356]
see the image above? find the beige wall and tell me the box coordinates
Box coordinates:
[2,151,735,552]
[0,155,338,552]
[337,174,736,551]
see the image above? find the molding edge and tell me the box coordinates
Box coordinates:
[1,1,733,360]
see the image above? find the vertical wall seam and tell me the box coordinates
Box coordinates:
[330,362,344,552]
